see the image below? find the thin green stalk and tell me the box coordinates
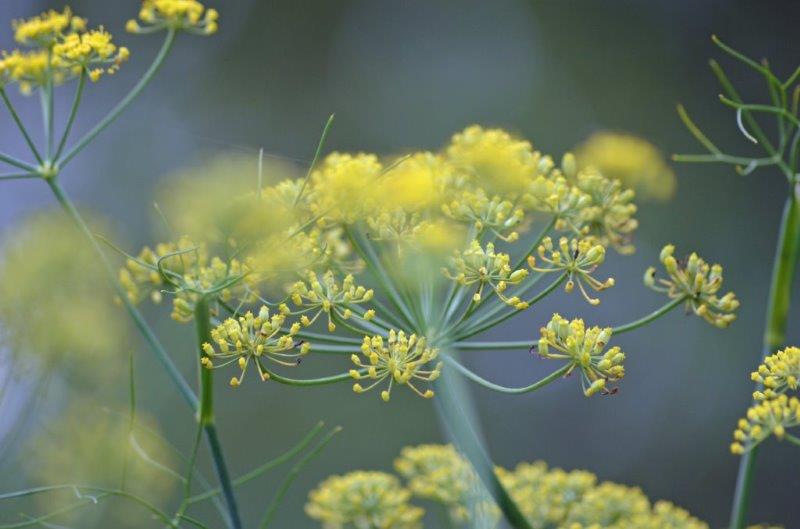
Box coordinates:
[264,368,365,386]
[0,173,37,181]
[258,426,342,529]
[729,194,800,529]
[54,69,86,161]
[58,29,176,167]
[194,298,242,529]
[0,152,36,173]
[454,340,530,350]
[612,296,687,334]
[0,89,42,164]
[294,114,335,206]
[442,355,571,394]
[46,179,198,409]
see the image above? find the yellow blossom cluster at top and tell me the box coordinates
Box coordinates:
[307,445,709,529]
[2,7,129,93]
[127,0,219,35]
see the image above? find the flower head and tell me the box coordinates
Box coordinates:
[730,395,800,454]
[128,0,219,35]
[290,270,375,332]
[444,240,530,309]
[13,7,86,46]
[564,482,651,528]
[537,314,624,396]
[306,471,424,529]
[54,29,129,81]
[442,188,525,242]
[751,347,800,401]
[645,244,739,328]
[350,330,441,401]
[202,305,308,387]
[527,236,614,305]
[570,168,638,254]
[576,131,676,201]
[119,236,205,304]
[310,152,383,224]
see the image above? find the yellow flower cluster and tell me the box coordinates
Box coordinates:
[306,471,424,529]
[751,347,800,401]
[538,314,624,396]
[3,8,128,93]
[307,448,709,529]
[576,132,676,201]
[350,330,442,401]
[290,270,375,332]
[444,240,530,309]
[730,395,800,455]
[119,236,205,304]
[202,305,309,387]
[645,244,739,328]
[394,444,497,525]
[528,236,614,305]
[127,0,219,35]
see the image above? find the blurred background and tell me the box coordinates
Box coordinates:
[1,0,799,527]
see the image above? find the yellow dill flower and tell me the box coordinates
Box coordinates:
[446,125,541,198]
[0,49,68,94]
[564,481,651,528]
[527,236,614,305]
[290,270,375,332]
[0,213,128,373]
[570,167,638,254]
[306,471,424,529]
[730,394,800,454]
[119,236,206,304]
[576,131,677,202]
[645,244,739,328]
[751,347,800,401]
[350,330,442,401]
[13,7,85,46]
[496,461,597,528]
[649,501,711,529]
[310,152,383,224]
[537,314,624,396]
[53,28,130,81]
[525,173,590,220]
[203,305,308,387]
[128,0,219,35]
[443,240,530,309]
[442,188,525,242]
[366,209,425,245]
[171,256,257,322]
[376,152,446,212]
[394,444,498,525]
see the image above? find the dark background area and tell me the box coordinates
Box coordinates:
[1,1,799,527]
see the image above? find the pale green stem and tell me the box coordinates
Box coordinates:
[611,296,688,334]
[58,29,176,167]
[264,368,365,386]
[54,68,86,161]
[0,152,36,173]
[0,88,42,164]
[442,355,571,394]
[729,194,800,529]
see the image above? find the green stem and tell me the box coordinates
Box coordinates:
[729,194,800,529]
[783,433,800,448]
[58,29,176,167]
[46,179,198,409]
[194,298,242,529]
[0,152,36,173]
[265,368,364,386]
[0,89,42,164]
[612,296,688,334]
[54,69,87,161]
[442,355,571,394]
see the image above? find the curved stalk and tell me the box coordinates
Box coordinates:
[729,194,800,529]
[264,368,365,386]
[611,296,688,334]
[194,298,242,529]
[442,355,571,394]
[58,29,176,167]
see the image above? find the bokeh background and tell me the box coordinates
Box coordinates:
[1,0,799,527]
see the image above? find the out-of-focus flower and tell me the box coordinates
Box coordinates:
[54,29,130,82]
[13,7,85,46]
[730,395,800,454]
[127,0,218,35]
[202,305,308,387]
[563,481,651,528]
[645,245,739,328]
[576,132,677,201]
[350,330,441,401]
[306,471,424,529]
[537,314,624,396]
[310,152,382,224]
[527,236,614,305]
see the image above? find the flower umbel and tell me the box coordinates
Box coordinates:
[290,270,375,332]
[537,314,624,396]
[645,244,739,328]
[350,330,441,401]
[730,395,800,454]
[306,471,424,529]
[202,305,308,387]
[527,236,614,305]
[444,240,529,309]
[751,347,800,401]
[127,0,219,35]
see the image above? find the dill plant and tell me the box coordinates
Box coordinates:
[0,4,787,529]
